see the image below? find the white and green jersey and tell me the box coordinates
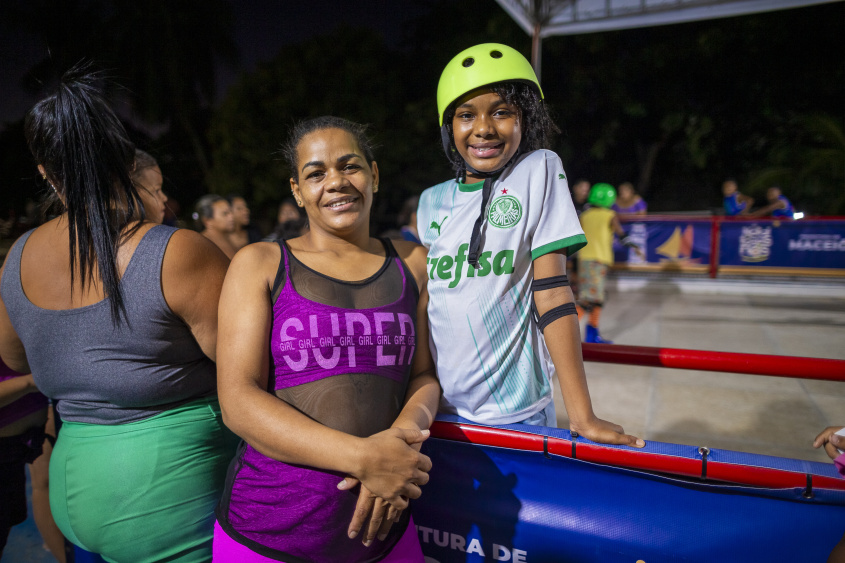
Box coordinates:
[417,150,586,424]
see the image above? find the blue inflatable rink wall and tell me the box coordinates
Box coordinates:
[413,415,845,563]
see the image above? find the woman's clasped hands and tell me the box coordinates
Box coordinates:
[338,427,432,546]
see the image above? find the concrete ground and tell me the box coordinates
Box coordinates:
[553,273,845,464]
[5,273,845,561]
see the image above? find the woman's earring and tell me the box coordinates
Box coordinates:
[43,174,58,195]
[295,198,304,207]
[373,184,379,193]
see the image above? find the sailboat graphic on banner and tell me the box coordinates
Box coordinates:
[656,225,701,264]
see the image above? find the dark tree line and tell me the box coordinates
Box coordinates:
[1,0,842,234]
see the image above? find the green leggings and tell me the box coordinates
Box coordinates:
[50,397,238,563]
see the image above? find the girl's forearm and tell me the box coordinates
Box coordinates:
[393,372,440,432]
[541,314,598,427]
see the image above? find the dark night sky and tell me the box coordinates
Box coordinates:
[0,0,429,127]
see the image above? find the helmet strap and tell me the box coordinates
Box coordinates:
[440,123,525,269]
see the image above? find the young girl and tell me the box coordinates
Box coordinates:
[417,43,644,446]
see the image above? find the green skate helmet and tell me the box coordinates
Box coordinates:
[588,183,617,208]
[437,43,543,126]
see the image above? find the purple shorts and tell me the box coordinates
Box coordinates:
[213,518,423,562]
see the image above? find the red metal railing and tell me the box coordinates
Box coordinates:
[581,343,845,382]
[430,420,845,492]
[429,344,845,491]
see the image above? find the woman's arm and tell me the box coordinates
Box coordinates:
[390,242,441,434]
[161,229,230,361]
[533,250,644,447]
[346,242,441,543]
[0,373,39,408]
[217,243,431,510]
[0,237,31,374]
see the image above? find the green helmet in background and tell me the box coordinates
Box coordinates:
[588,183,617,208]
[437,43,543,126]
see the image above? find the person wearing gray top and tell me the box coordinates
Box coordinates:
[0,66,234,562]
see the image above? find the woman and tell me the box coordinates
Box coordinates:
[0,360,50,557]
[214,116,440,562]
[611,181,647,215]
[194,194,237,258]
[133,149,168,224]
[0,68,234,562]
[227,194,263,250]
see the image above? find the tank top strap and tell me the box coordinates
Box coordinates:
[117,225,177,314]
[271,240,289,303]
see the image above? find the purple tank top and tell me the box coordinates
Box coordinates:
[217,240,418,562]
[269,243,416,390]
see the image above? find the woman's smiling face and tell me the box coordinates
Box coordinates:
[451,88,522,182]
[290,127,378,237]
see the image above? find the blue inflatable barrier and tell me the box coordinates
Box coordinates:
[413,416,845,562]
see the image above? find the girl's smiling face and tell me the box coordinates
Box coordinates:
[451,88,522,182]
[290,127,378,236]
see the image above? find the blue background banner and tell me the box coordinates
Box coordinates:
[719,220,845,269]
[613,221,712,266]
[413,431,845,562]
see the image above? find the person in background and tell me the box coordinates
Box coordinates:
[813,425,845,560]
[612,181,647,215]
[0,68,235,561]
[571,178,591,216]
[566,179,592,297]
[577,183,642,344]
[194,194,237,258]
[265,197,308,242]
[227,194,263,250]
[132,149,168,225]
[722,178,753,216]
[750,186,794,219]
[397,195,421,243]
[0,358,63,561]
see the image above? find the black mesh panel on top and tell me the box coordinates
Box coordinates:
[272,240,412,438]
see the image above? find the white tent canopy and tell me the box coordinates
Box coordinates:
[495,0,841,75]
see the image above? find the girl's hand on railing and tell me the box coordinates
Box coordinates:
[571,416,646,448]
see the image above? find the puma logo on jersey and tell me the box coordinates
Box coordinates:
[427,243,515,288]
[430,216,448,236]
[558,173,566,180]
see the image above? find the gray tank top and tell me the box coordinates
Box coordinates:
[0,225,217,424]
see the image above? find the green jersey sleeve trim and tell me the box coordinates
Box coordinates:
[531,234,587,260]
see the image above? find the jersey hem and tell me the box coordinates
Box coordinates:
[447,395,553,426]
[531,234,587,260]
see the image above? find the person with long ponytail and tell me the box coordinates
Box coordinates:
[0,66,236,562]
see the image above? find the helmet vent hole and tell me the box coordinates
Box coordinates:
[462,57,475,68]
[490,50,503,59]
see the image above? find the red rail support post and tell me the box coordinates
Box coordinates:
[709,215,720,278]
